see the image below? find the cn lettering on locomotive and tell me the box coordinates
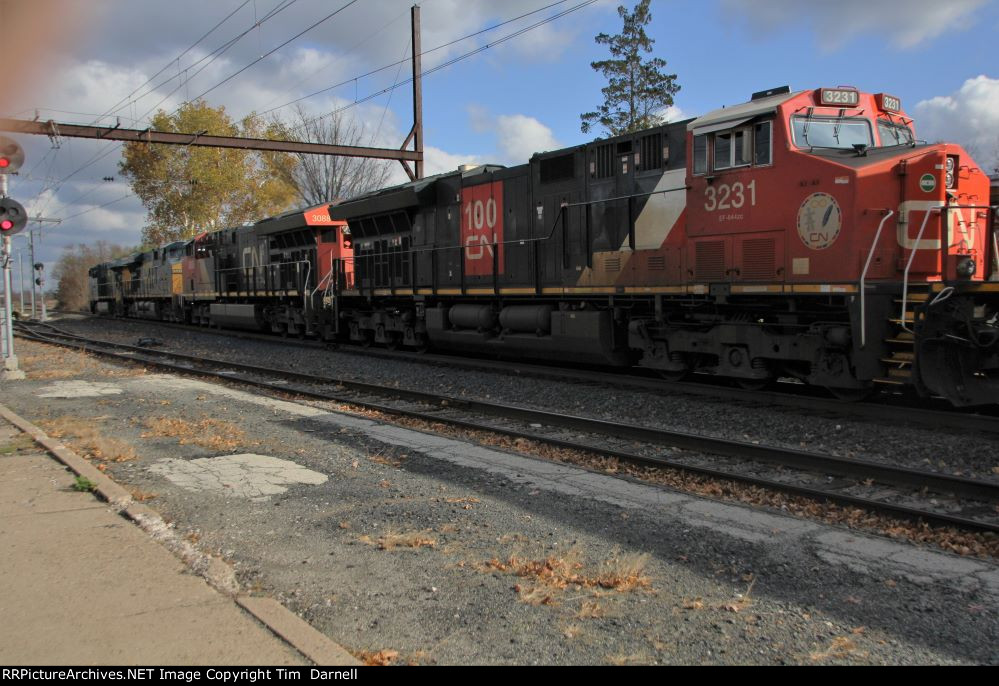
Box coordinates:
[461,181,504,276]
[89,85,999,407]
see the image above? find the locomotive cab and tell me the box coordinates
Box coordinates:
[683,86,998,404]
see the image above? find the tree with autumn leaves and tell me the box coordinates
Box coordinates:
[119,100,298,246]
[580,0,680,137]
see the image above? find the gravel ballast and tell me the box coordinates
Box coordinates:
[48,315,999,483]
[5,337,998,665]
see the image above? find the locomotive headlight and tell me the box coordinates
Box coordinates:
[946,155,959,188]
[956,257,976,278]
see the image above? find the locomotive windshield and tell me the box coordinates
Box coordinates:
[876,119,914,146]
[791,115,873,149]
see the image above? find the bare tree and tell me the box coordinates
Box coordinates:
[272,105,393,207]
[52,241,133,311]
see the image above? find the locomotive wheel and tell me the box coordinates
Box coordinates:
[657,369,688,382]
[385,335,400,351]
[825,386,876,402]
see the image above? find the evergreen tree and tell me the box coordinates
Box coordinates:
[580,0,680,136]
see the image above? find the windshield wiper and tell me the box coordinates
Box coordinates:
[832,108,846,144]
[801,106,813,147]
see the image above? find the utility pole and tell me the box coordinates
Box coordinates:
[25,216,60,321]
[1,7,426,181]
[0,173,25,380]
[16,249,24,312]
[411,4,424,180]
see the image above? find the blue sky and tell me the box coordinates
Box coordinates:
[5,0,999,272]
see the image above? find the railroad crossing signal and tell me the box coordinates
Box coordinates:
[0,135,24,173]
[0,197,27,235]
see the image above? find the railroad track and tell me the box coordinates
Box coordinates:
[50,311,999,436]
[16,319,999,536]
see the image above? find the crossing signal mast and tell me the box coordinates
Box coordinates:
[0,134,26,379]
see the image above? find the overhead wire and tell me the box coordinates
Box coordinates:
[183,0,360,107]
[289,0,599,133]
[96,0,254,126]
[28,0,263,218]
[35,0,300,218]
[256,0,576,118]
[47,0,598,225]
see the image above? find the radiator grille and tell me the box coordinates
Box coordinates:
[604,256,621,273]
[695,241,726,281]
[741,238,775,280]
[647,255,666,271]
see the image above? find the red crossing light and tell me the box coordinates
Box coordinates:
[0,135,24,174]
[0,197,27,235]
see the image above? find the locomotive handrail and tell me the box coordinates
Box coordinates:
[901,207,942,331]
[311,252,335,298]
[337,184,689,297]
[213,260,312,298]
[859,209,894,348]
[347,185,689,262]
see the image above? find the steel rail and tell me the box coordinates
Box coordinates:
[20,320,999,500]
[16,322,999,535]
[47,313,999,435]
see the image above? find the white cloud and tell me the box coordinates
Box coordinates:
[495,114,561,161]
[468,105,560,163]
[11,0,598,267]
[722,0,987,49]
[914,75,999,170]
[423,146,484,177]
[663,105,690,123]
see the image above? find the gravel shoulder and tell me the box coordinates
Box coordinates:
[49,315,999,483]
[4,337,998,665]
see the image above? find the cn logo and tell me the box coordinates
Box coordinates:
[461,182,504,275]
[465,231,497,260]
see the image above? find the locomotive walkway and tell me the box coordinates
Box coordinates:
[0,411,358,666]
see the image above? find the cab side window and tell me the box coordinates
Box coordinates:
[693,134,708,175]
[693,119,773,175]
[754,121,772,165]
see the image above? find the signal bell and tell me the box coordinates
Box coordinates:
[0,197,27,235]
[0,135,24,174]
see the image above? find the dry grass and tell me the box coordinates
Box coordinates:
[809,636,869,662]
[719,577,756,613]
[576,600,605,618]
[127,487,157,502]
[141,416,249,452]
[19,339,145,379]
[358,530,437,551]
[682,598,705,610]
[368,450,406,468]
[606,653,650,665]
[351,649,399,666]
[482,547,652,605]
[594,551,653,592]
[347,410,999,559]
[37,416,137,463]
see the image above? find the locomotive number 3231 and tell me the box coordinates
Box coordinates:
[704,181,757,212]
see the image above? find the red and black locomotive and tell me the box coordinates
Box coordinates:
[91,85,999,406]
